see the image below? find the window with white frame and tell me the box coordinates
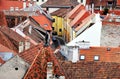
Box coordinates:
[80,55,85,60]
[94,55,99,61]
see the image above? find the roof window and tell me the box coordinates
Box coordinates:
[94,55,99,61]
[80,55,85,60]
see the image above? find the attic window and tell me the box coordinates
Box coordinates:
[44,24,48,27]
[94,55,99,61]
[80,55,85,60]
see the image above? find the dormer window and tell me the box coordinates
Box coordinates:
[80,55,85,60]
[94,55,99,61]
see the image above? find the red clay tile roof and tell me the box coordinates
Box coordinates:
[0,0,23,11]
[0,31,18,53]
[102,13,120,26]
[70,10,91,28]
[41,0,79,8]
[86,0,108,7]
[117,0,120,5]
[51,8,71,17]
[0,44,15,53]
[0,27,26,52]
[58,60,120,79]
[23,26,43,43]
[67,4,85,19]
[80,47,120,63]
[31,15,52,31]
[0,27,25,43]
[19,43,43,65]
[24,47,64,79]
[75,13,95,31]
[0,11,7,27]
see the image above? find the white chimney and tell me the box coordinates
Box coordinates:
[100,5,102,11]
[25,41,30,50]
[23,1,27,9]
[29,26,32,34]
[47,62,53,79]
[92,3,94,13]
[19,41,24,53]
[86,5,89,11]
[72,46,79,63]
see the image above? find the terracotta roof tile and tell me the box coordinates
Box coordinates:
[0,0,23,11]
[0,31,18,53]
[31,15,52,31]
[67,4,85,19]
[80,47,120,63]
[70,10,90,28]
[51,8,71,17]
[117,0,120,5]
[75,13,95,31]
[19,43,43,65]
[24,47,64,79]
[0,44,15,53]
[0,11,7,27]
[41,0,79,8]
[58,60,120,79]
[86,0,108,7]
[23,26,44,43]
[0,27,26,52]
[0,27,25,43]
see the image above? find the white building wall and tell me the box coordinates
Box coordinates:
[67,13,102,46]
[48,8,60,13]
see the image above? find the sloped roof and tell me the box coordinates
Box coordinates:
[31,15,52,31]
[86,0,108,7]
[0,27,26,52]
[41,0,79,8]
[0,44,15,53]
[58,60,120,79]
[66,4,85,19]
[0,30,18,53]
[19,43,43,65]
[0,27,25,43]
[0,0,23,11]
[0,11,7,27]
[75,13,95,31]
[70,10,90,28]
[24,47,64,79]
[51,8,71,17]
[117,0,120,5]
[80,47,120,63]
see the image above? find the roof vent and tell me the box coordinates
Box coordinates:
[75,40,90,49]
[107,47,111,51]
